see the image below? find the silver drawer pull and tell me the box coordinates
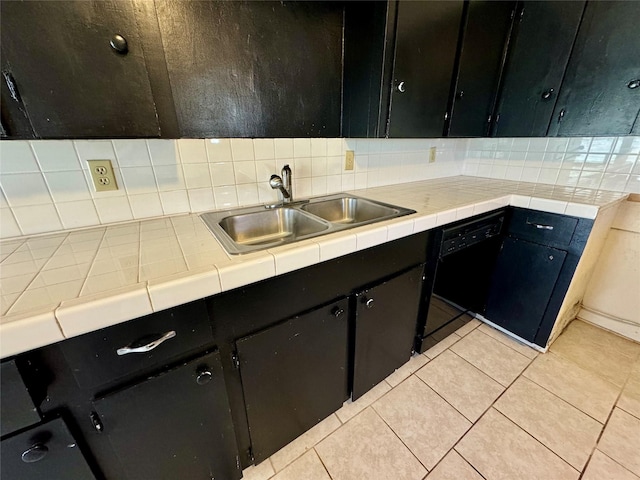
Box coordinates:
[526,221,554,230]
[116,331,176,356]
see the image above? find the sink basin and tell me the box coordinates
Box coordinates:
[201,208,329,254]
[200,193,415,255]
[301,196,399,225]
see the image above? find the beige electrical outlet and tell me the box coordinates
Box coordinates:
[87,160,118,192]
[345,150,355,171]
[429,147,437,163]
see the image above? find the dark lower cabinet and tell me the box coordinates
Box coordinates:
[92,350,240,480]
[1,417,96,480]
[353,266,424,399]
[485,237,567,342]
[0,360,40,437]
[236,299,349,463]
[549,1,640,136]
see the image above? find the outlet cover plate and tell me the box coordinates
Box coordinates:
[87,160,118,192]
[345,150,355,171]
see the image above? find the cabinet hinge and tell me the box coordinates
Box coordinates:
[247,447,255,463]
[232,352,240,369]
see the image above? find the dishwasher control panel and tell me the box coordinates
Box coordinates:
[440,212,504,257]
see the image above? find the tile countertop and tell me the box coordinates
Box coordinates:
[0,176,628,359]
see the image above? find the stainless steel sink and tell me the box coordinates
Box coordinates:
[200,193,415,255]
[301,196,400,225]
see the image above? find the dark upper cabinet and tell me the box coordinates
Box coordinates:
[388,1,465,138]
[447,1,515,137]
[154,0,343,138]
[549,1,640,136]
[0,0,161,139]
[492,1,586,137]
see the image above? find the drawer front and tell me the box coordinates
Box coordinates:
[0,360,40,436]
[1,417,96,480]
[61,299,214,390]
[508,208,578,248]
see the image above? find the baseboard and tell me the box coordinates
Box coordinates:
[577,308,640,343]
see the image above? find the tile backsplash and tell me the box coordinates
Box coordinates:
[1,135,638,239]
[0,138,464,238]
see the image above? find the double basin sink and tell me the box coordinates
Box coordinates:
[200,194,415,254]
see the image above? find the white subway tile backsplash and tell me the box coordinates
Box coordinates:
[614,137,640,154]
[177,139,207,163]
[13,204,62,234]
[159,190,190,215]
[1,173,52,207]
[129,193,163,218]
[147,139,178,166]
[311,138,327,157]
[74,140,117,167]
[56,200,99,229]
[182,164,211,189]
[274,138,294,158]
[233,161,257,184]
[311,156,328,177]
[94,196,133,223]
[187,187,215,212]
[153,164,185,191]
[253,139,275,160]
[113,139,152,167]
[213,185,238,209]
[205,138,233,162]
[44,171,91,202]
[0,208,21,238]
[230,139,254,161]
[236,184,260,206]
[327,155,342,175]
[0,141,40,174]
[294,157,312,178]
[31,140,81,172]
[120,166,158,194]
[209,162,236,186]
[293,138,311,157]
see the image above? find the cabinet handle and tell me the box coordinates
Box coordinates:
[110,34,129,54]
[396,81,406,93]
[90,411,104,432]
[628,79,640,89]
[557,108,566,123]
[21,443,48,463]
[365,298,374,309]
[541,88,554,100]
[331,306,345,318]
[196,368,213,385]
[116,330,176,356]
[526,221,554,230]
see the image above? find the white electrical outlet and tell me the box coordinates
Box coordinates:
[87,160,118,191]
[345,150,355,171]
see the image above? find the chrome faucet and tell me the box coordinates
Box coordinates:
[269,164,292,204]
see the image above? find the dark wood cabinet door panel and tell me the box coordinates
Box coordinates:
[353,265,424,399]
[155,0,343,138]
[388,0,464,138]
[0,0,160,138]
[1,418,96,480]
[448,1,515,137]
[549,1,640,136]
[0,360,40,437]
[485,237,566,343]
[236,299,349,463]
[493,1,585,137]
[93,350,241,480]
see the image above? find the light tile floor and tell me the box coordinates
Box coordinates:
[242,319,640,480]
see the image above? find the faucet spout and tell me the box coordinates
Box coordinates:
[269,174,291,199]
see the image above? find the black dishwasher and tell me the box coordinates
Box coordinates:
[418,210,505,352]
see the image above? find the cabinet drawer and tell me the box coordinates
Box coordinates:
[0,360,40,436]
[1,417,96,480]
[60,300,214,389]
[508,208,578,248]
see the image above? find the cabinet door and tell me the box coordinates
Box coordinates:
[93,351,241,480]
[388,1,464,137]
[236,299,349,463]
[0,1,160,138]
[155,1,343,138]
[448,1,515,137]
[1,417,96,480]
[485,237,566,343]
[353,266,424,400]
[549,1,640,136]
[492,1,585,137]
[0,360,40,437]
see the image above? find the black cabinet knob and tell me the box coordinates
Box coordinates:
[331,306,345,318]
[110,34,128,54]
[21,443,48,463]
[196,368,213,385]
[628,79,640,89]
[541,88,554,100]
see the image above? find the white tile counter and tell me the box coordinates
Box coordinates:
[0,176,628,358]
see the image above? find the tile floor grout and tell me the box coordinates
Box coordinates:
[245,319,640,480]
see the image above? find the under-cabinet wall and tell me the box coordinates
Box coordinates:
[1,136,639,239]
